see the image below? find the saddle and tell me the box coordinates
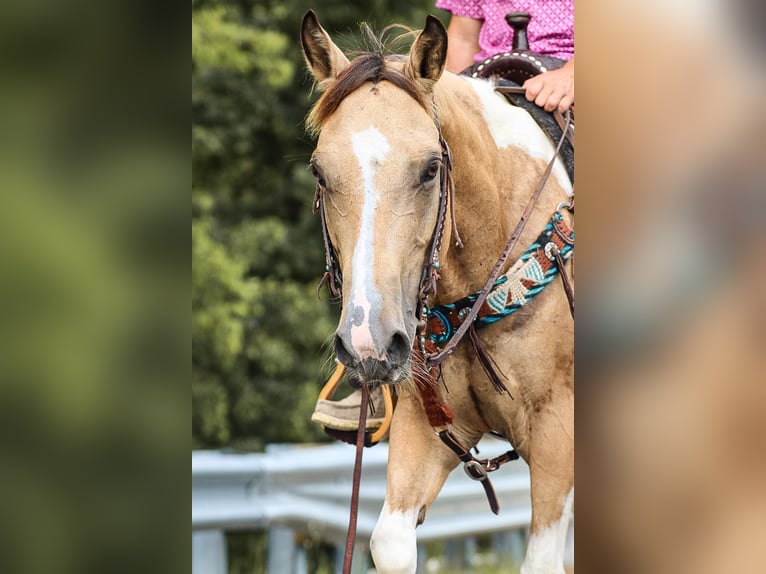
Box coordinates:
[462,12,574,183]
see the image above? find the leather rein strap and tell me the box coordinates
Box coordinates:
[342,384,369,574]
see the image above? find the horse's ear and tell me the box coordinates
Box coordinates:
[406,15,448,92]
[301,10,350,89]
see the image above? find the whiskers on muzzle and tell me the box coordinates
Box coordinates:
[343,351,438,399]
[335,329,415,387]
[346,356,411,389]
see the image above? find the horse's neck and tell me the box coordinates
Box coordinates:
[432,73,566,301]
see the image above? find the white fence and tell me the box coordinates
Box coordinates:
[192,437,571,573]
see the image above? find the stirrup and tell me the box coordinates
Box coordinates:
[314,364,394,446]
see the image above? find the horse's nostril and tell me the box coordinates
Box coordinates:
[386,332,411,366]
[333,334,358,368]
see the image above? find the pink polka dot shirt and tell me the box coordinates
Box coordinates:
[436,0,574,61]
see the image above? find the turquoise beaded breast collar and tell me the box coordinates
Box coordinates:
[422,210,573,354]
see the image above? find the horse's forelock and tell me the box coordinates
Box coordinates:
[306,52,431,136]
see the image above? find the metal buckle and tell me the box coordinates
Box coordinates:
[544,241,559,261]
[556,200,573,212]
[463,460,488,482]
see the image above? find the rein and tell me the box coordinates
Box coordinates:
[342,384,368,574]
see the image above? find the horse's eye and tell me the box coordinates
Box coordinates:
[421,160,440,184]
[310,163,327,188]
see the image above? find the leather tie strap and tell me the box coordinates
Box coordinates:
[438,429,519,515]
[342,384,369,574]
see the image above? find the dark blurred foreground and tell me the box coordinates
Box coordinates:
[0,0,187,572]
[0,0,763,573]
[576,1,766,572]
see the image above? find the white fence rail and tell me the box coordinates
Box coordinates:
[192,438,569,573]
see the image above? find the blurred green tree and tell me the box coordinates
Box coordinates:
[192,0,443,451]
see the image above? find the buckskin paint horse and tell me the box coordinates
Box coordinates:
[301,11,573,574]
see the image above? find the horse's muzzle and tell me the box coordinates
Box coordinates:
[334,331,411,386]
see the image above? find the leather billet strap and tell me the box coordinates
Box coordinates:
[438,429,519,515]
[416,359,520,514]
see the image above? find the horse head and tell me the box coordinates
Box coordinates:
[302,11,448,387]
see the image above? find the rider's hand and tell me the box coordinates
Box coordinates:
[523,58,574,114]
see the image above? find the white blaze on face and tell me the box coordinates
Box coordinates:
[349,126,391,359]
[463,76,573,196]
[520,487,574,574]
[370,503,419,574]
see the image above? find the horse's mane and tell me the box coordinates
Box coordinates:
[306,24,432,136]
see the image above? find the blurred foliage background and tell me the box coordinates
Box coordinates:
[191,0,446,451]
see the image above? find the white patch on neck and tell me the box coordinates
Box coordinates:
[370,503,419,574]
[520,487,574,574]
[349,126,391,358]
[463,76,573,196]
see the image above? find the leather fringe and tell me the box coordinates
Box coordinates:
[469,325,512,397]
